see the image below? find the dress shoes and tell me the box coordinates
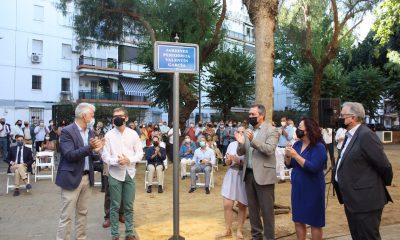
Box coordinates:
[102,218,111,228]
[158,185,163,193]
[26,184,32,190]
[205,187,210,194]
[188,187,196,193]
[119,215,125,223]
[125,235,137,240]
[13,189,20,196]
[146,185,152,193]
[112,236,120,240]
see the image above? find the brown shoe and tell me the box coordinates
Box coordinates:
[125,236,137,240]
[102,218,111,228]
[13,189,20,196]
[119,215,125,223]
[112,236,120,240]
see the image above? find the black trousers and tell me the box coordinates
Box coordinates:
[345,206,383,240]
[244,170,275,240]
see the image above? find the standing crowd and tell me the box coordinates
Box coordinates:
[2,101,393,240]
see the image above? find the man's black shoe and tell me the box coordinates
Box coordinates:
[13,189,20,196]
[205,187,210,194]
[147,186,152,193]
[188,187,196,193]
[26,184,32,190]
[158,185,163,193]
[181,176,186,180]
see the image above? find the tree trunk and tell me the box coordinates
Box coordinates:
[244,0,278,122]
[310,68,324,122]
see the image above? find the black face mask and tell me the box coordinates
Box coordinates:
[153,141,159,147]
[296,129,305,139]
[113,117,125,127]
[0,121,5,125]
[154,127,159,131]
[17,123,22,127]
[24,124,29,127]
[198,124,203,127]
[248,117,258,127]
[337,118,348,129]
[232,124,237,128]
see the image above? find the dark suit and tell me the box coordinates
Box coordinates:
[55,122,99,240]
[333,124,393,240]
[5,145,34,173]
[55,123,97,190]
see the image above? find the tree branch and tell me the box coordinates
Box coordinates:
[302,4,318,69]
[200,0,226,64]
[339,19,363,43]
[104,8,157,43]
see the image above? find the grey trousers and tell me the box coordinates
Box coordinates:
[190,164,211,188]
[244,170,275,240]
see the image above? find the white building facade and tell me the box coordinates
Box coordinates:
[0,0,161,126]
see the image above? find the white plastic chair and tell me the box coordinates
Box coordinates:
[144,163,165,190]
[195,165,215,189]
[34,151,55,182]
[6,172,31,194]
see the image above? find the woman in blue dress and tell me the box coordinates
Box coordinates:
[284,118,327,240]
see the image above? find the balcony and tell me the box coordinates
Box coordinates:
[226,30,255,44]
[77,56,145,77]
[78,91,150,106]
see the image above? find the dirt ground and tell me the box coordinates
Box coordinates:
[132,144,399,240]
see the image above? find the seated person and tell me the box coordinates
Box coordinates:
[188,137,215,194]
[179,136,197,180]
[145,136,166,193]
[40,135,56,168]
[4,134,34,196]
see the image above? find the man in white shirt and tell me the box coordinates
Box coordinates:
[167,124,181,162]
[11,120,24,146]
[321,128,334,167]
[0,118,10,160]
[102,107,143,240]
[188,136,215,194]
[335,127,347,156]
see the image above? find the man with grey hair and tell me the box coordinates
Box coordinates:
[56,102,104,240]
[333,102,393,240]
[235,104,279,240]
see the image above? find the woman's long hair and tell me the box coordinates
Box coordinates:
[302,118,324,148]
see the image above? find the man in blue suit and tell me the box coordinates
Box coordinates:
[55,103,104,240]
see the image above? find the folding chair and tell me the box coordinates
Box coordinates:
[34,151,55,182]
[6,172,31,194]
[144,163,165,190]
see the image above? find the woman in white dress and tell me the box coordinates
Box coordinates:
[217,126,247,239]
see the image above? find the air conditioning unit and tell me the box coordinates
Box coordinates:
[31,53,42,63]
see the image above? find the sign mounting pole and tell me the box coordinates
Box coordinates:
[154,35,199,240]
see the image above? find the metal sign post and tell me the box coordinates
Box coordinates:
[154,36,199,240]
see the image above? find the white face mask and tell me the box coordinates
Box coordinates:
[185,138,190,143]
[190,124,194,127]
[281,122,287,127]
[228,124,232,127]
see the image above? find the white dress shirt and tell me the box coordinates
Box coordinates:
[335,127,347,149]
[335,124,361,181]
[102,127,144,181]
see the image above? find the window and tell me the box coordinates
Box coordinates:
[62,44,72,59]
[61,78,70,91]
[32,39,43,54]
[33,5,44,21]
[29,108,44,124]
[32,75,42,90]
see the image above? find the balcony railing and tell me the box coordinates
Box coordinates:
[79,91,148,103]
[227,30,255,43]
[78,56,145,73]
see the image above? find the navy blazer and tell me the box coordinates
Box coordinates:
[55,123,99,190]
[333,124,393,213]
[4,145,34,173]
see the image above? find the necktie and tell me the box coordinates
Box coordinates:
[17,147,22,164]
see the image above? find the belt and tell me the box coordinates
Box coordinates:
[277,146,286,148]
[230,165,243,171]
[246,168,253,173]
[83,170,90,175]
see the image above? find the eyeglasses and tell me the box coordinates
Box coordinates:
[339,113,354,118]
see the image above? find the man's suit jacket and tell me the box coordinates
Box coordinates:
[55,123,98,190]
[237,122,279,185]
[333,124,393,213]
[4,145,34,173]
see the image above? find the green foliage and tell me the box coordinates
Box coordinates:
[205,47,255,120]
[344,66,386,119]
[373,0,400,46]
[285,62,348,109]
[384,50,400,111]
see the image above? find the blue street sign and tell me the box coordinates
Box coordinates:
[154,41,199,74]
